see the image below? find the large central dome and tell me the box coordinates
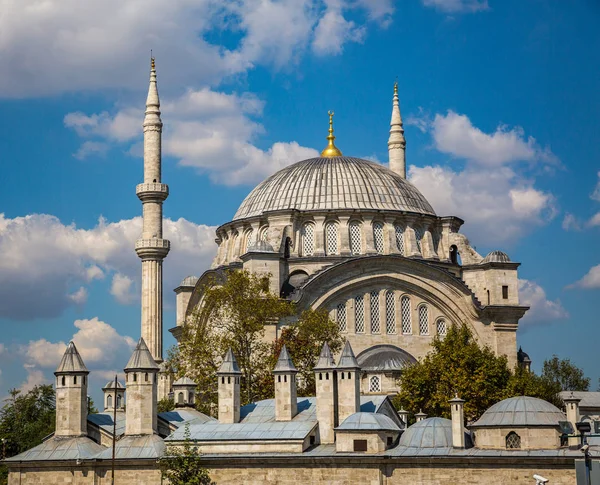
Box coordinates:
[233,156,436,221]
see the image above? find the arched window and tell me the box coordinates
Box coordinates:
[301,223,314,256]
[506,431,521,449]
[245,229,254,253]
[373,222,384,253]
[107,394,113,408]
[369,375,381,393]
[61,376,65,386]
[144,373,149,382]
[418,305,429,335]
[74,376,77,385]
[116,395,122,408]
[349,222,362,255]
[385,291,396,334]
[258,226,269,241]
[178,392,184,405]
[325,222,338,255]
[414,227,423,253]
[395,225,405,256]
[355,295,365,333]
[401,296,412,334]
[337,302,347,332]
[189,392,194,405]
[370,290,380,333]
[436,318,447,337]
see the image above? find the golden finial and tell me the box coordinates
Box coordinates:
[151,56,156,70]
[320,110,343,158]
[394,80,398,95]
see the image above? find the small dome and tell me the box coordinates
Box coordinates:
[102,380,125,390]
[481,250,511,264]
[356,345,417,372]
[472,396,565,428]
[180,275,199,287]
[247,240,275,253]
[336,412,400,432]
[517,347,531,363]
[399,417,472,448]
[173,376,197,387]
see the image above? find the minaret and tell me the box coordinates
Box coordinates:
[388,81,406,178]
[135,57,170,363]
[336,341,360,424]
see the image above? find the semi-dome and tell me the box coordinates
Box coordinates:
[399,417,473,448]
[471,396,565,428]
[356,345,417,372]
[233,157,436,221]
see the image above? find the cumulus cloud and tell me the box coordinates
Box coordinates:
[568,264,600,290]
[591,171,600,202]
[518,279,569,326]
[421,0,489,13]
[312,1,366,56]
[562,213,582,232]
[110,274,136,305]
[0,213,217,320]
[588,212,600,228]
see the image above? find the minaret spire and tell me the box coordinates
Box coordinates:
[388,81,406,178]
[135,57,170,363]
[320,110,343,158]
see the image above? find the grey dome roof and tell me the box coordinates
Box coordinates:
[173,377,197,387]
[472,396,565,428]
[356,345,417,372]
[481,250,511,264]
[55,341,88,374]
[180,275,198,287]
[233,157,436,221]
[399,417,472,448]
[102,380,125,390]
[336,412,400,432]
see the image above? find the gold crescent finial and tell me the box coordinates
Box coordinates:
[151,56,156,70]
[321,110,343,158]
[394,80,398,95]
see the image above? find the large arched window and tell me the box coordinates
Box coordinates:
[414,227,423,253]
[436,318,447,337]
[395,225,405,256]
[506,431,521,449]
[418,305,429,335]
[301,223,315,256]
[245,229,254,253]
[369,375,381,393]
[325,222,338,255]
[370,290,380,333]
[355,295,365,333]
[349,222,362,255]
[401,296,412,334]
[337,302,347,332]
[385,291,396,334]
[373,222,384,253]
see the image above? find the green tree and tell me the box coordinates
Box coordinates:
[541,355,590,392]
[159,424,215,485]
[505,366,562,408]
[393,323,511,422]
[158,397,175,413]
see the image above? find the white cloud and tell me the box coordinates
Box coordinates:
[73,141,109,161]
[312,1,366,56]
[110,273,136,305]
[588,212,600,228]
[19,368,47,393]
[591,171,600,202]
[562,213,582,232]
[518,279,569,326]
[568,264,600,290]
[0,213,217,320]
[421,0,489,13]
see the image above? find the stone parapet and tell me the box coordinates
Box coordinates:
[136,183,169,202]
[135,238,170,260]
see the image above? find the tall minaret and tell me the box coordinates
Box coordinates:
[135,57,170,363]
[388,81,406,178]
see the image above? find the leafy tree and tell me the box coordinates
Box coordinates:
[541,355,590,392]
[393,323,511,422]
[159,424,215,485]
[505,366,562,408]
[158,397,175,413]
[87,397,99,415]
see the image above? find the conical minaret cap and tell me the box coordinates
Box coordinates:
[337,340,360,370]
[217,348,242,375]
[313,342,336,371]
[55,341,89,375]
[273,344,298,374]
[125,338,159,371]
[144,56,162,128]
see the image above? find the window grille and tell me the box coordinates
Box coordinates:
[385,291,396,334]
[350,222,362,254]
[369,375,381,393]
[419,305,429,335]
[245,230,254,252]
[326,222,338,255]
[370,290,380,333]
[302,223,314,256]
[414,227,423,253]
[506,432,521,449]
[337,302,347,332]
[401,296,411,334]
[373,222,384,253]
[436,318,447,337]
[259,226,269,241]
[395,225,405,255]
[355,295,365,333]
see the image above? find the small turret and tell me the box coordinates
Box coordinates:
[102,380,125,413]
[449,395,466,448]
[336,341,360,424]
[54,342,89,437]
[314,342,338,444]
[273,345,298,421]
[217,349,242,424]
[173,377,197,408]
[563,392,581,447]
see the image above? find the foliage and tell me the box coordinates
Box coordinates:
[159,424,215,485]
[158,397,175,413]
[393,324,511,422]
[87,397,99,415]
[541,355,590,392]
[505,366,562,408]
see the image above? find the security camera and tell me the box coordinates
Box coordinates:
[533,475,549,485]
[581,444,590,454]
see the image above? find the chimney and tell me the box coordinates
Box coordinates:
[563,392,581,447]
[273,345,298,421]
[172,377,197,408]
[102,380,125,413]
[415,410,427,422]
[336,341,360,425]
[449,395,466,448]
[314,342,338,444]
[217,349,242,424]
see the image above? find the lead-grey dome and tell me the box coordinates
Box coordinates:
[471,396,565,428]
[399,417,473,448]
[356,345,417,372]
[481,250,511,264]
[336,412,400,432]
[233,157,436,221]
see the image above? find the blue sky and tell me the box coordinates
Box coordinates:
[1,0,599,404]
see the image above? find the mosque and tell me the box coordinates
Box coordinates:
[3,61,591,484]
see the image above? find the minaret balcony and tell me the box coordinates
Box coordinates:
[135,238,170,259]
[136,183,169,202]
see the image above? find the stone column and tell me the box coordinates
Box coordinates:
[313,216,326,256]
[363,216,377,254]
[385,217,399,255]
[339,216,351,256]
[449,395,466,448]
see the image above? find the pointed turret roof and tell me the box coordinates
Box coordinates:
[143,56,162,129]
[55,341,88,375]
[313,342,336,371]
[388,81,405,144]
[217,348,242,375]
[125,338,159,371]
[337,341,360,370]
[273,345,297,374]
